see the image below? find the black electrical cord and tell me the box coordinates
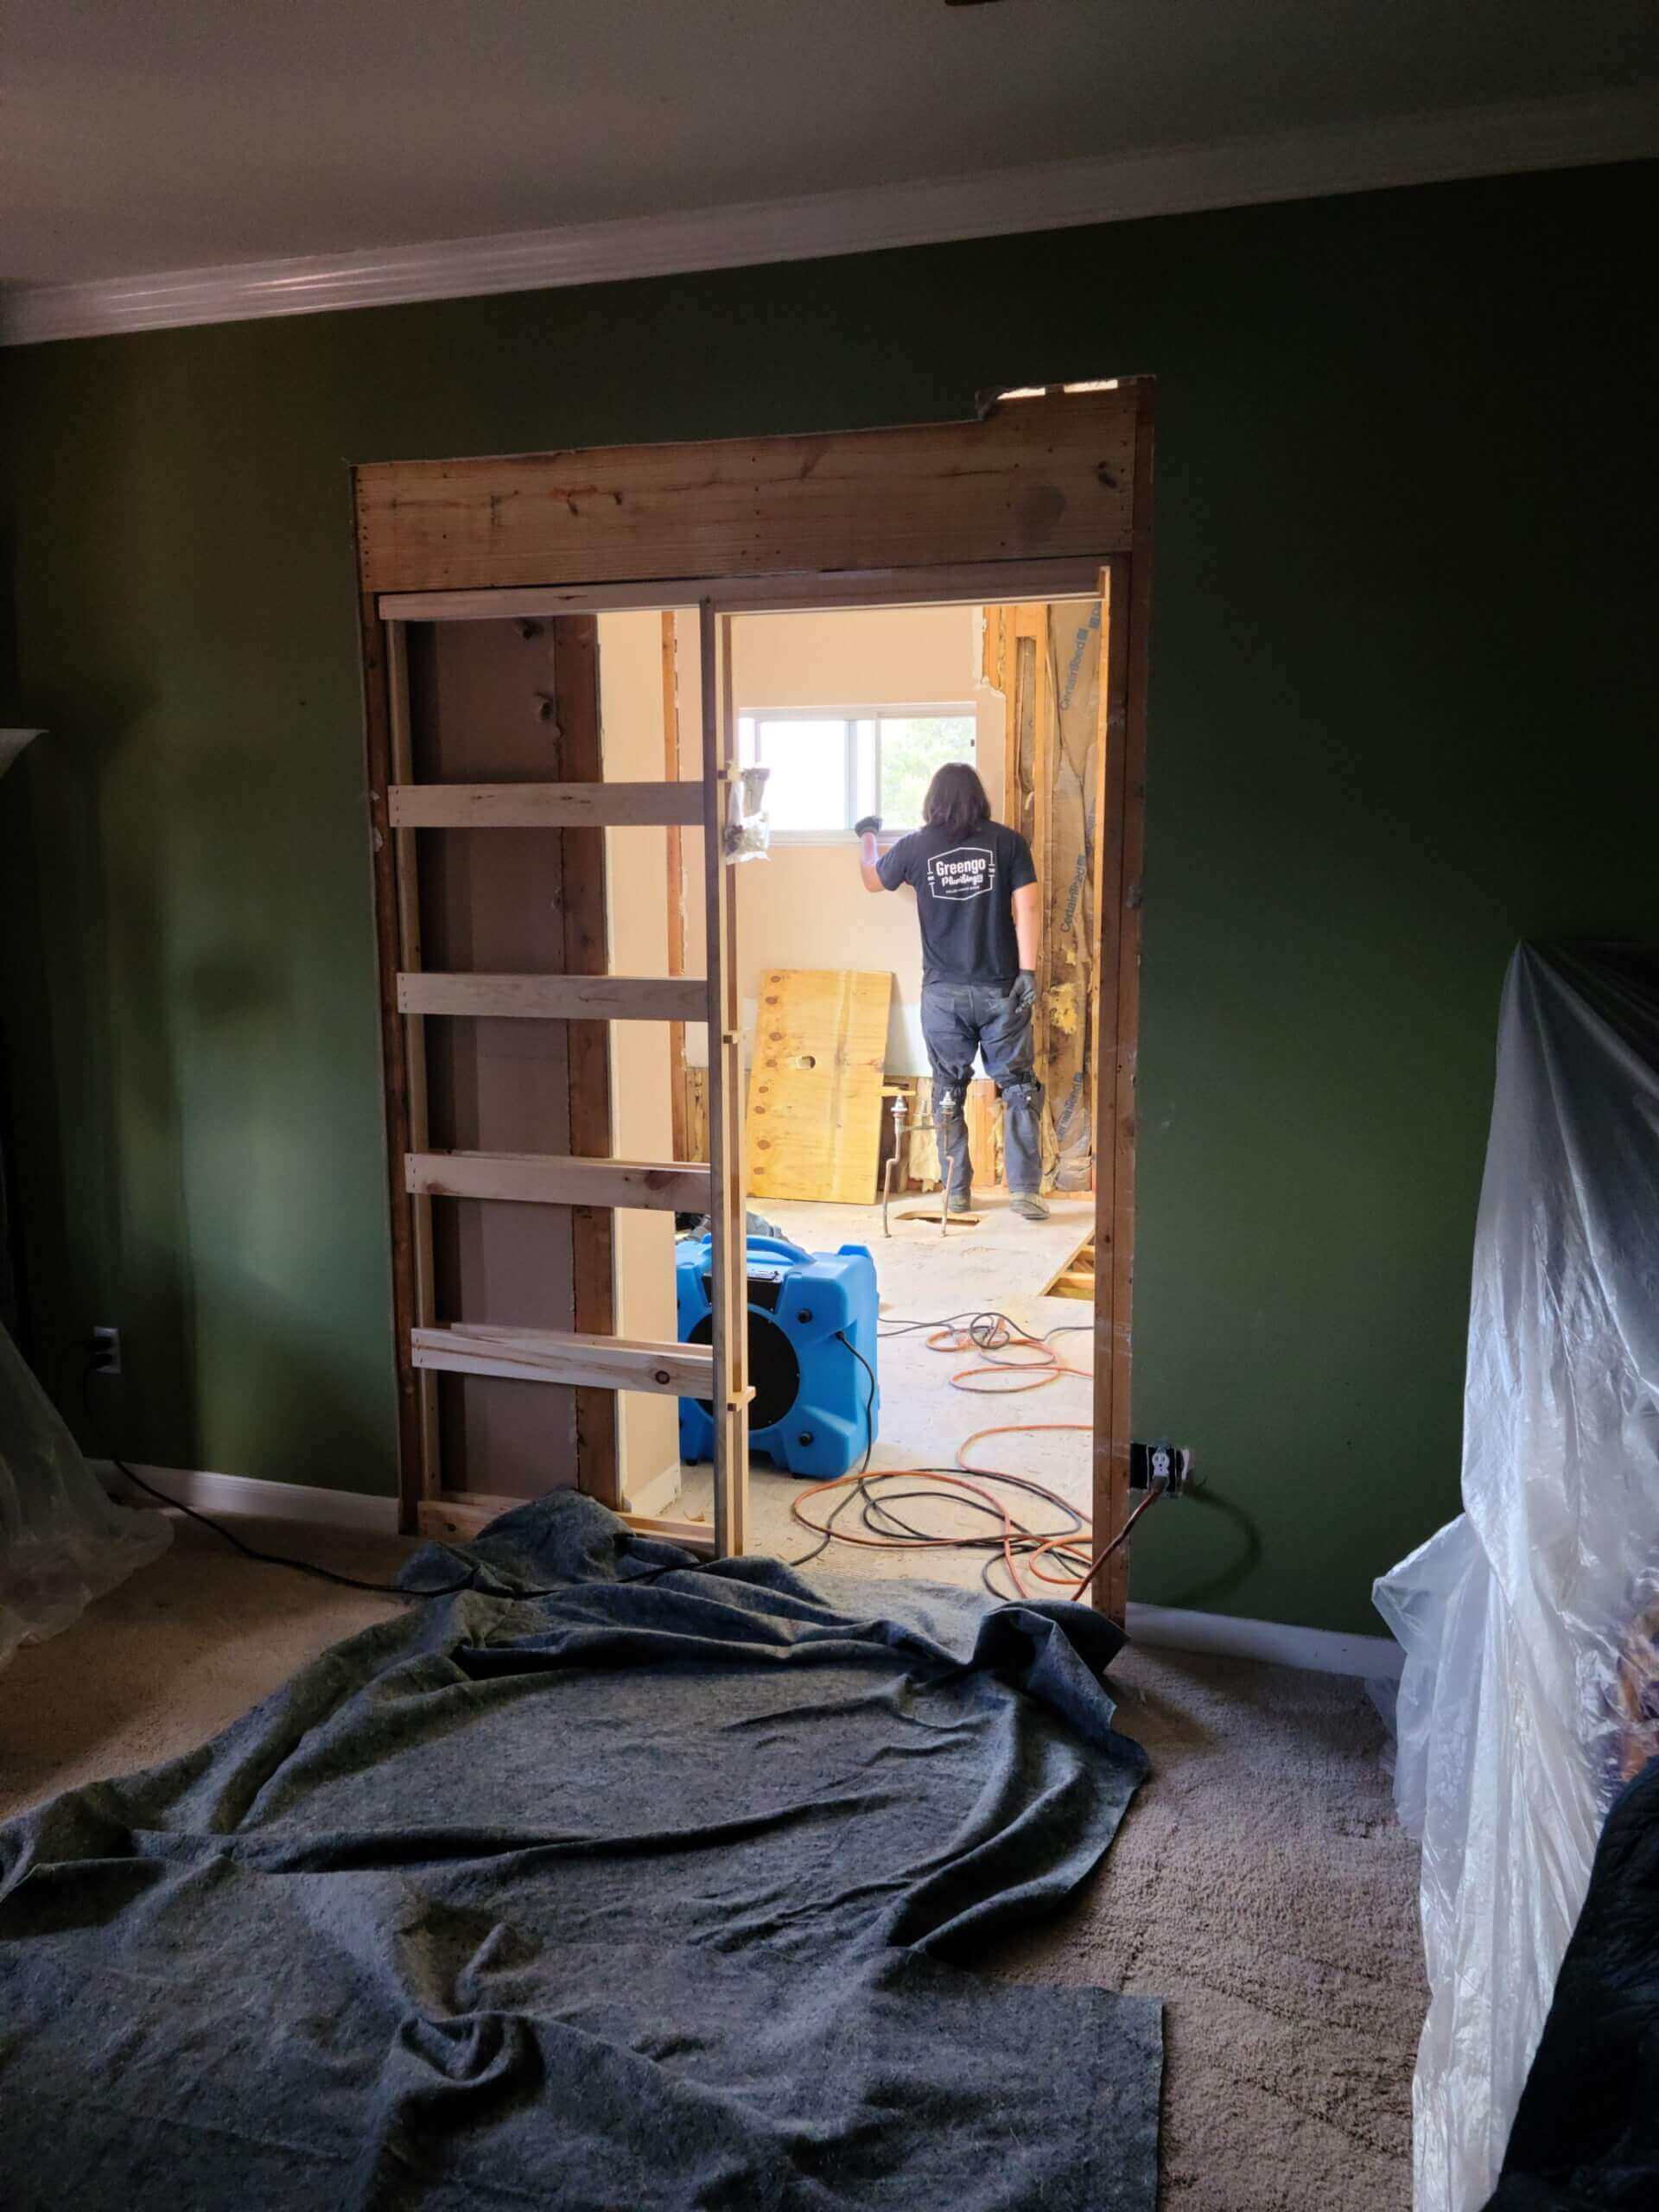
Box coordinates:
[855,1477,1088,1602]
[878,1308,1032,1345]
[778,1308,1121,1597]
[878,1308,1092,1351]
[836,1329,878,1478]
[111,1459,480,1597]
[785,1465,1097,1599]
[854,1471,1084,1554]
[787,1331,877,1569]
[785,1332,1095,1594]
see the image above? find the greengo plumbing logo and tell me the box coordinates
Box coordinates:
[925,845,995,901]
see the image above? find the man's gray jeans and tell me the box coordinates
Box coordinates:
[919,979,1044,1200]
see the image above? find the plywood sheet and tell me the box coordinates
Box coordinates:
[682,1065,710,1166]
[747,969,893,1204]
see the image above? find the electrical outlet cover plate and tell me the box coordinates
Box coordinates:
[1129,1440,1190,1492]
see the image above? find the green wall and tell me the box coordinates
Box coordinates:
[3,162,1655,1634]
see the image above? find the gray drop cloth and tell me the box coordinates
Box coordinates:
[0,1492,1160,2210]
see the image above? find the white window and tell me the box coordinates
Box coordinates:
[736,707,976,839]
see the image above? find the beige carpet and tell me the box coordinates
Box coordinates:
[0,1514,1424,2209]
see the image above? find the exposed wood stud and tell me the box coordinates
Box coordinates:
[620,1515,718,1557]
[412,1322,719,1398]
[378,613,440,1522]
[985,597,1103,1191]
[406,1149,710,1212]
[663,612,690,1162]
[554,617,622,1512]
[376,556,1109,625]
[1095,382,1155,1624]
[702,603,749,1557]
[396,973,706,1022]
[388,779,703,829]
[1087,394,1153,1627]
[417,1491,716,1557]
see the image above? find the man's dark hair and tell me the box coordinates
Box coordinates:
[922,762,992,840]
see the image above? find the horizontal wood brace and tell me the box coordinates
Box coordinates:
[388,780,702,828]
[355,395,1135,594]
[374,556,1110,624]
[416,1491,716,1556]
[620,1514,719,1556]
[412,1323,718,1398]
[397,973,707,1022]
[405,1149,710,1211]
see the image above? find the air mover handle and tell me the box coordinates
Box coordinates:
[688,1232,809,1265]
[739,1235,810,1264]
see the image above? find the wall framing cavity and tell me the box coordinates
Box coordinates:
[352,383,1154,1618]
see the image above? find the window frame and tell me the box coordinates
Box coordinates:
[737,701,979,842]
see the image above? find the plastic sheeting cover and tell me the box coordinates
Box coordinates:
[1375,944,1659,2212]
[0,1322,170,1671]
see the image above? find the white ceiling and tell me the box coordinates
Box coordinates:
[3,0,1656,325]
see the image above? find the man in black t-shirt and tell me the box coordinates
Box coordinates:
[860,762,1047,1219]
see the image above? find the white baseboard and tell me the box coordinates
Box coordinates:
[93,1462,1402,1675]
[98,1460,400,1535]
[1126,1600,1403,1681]
[101,1459,685,1537]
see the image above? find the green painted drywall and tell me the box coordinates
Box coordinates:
[2,163,1655,1631]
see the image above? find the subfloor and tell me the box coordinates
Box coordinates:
[1,1514,1424,2210]
[678,1192,1101,1586]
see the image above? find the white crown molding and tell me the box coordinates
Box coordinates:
[4,89,1655,348]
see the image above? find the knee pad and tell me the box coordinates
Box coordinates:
[934,1084,966,1123]
[1001,1077,1043,1113]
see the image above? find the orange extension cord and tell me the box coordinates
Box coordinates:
[787,1318,1164,1602]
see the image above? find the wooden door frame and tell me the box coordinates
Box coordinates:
[353,381,1154,1618]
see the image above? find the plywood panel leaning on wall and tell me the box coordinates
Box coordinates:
[982,600,1107,1192]
[747,970,893,1203]
[681,1065,710,1166]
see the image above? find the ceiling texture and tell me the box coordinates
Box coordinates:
[3,0,1656,340]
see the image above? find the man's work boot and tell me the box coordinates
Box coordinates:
[1010,1193,1050,1221]
[946,1186,974,1214]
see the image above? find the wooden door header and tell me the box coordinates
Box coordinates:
[354,385,1141,596]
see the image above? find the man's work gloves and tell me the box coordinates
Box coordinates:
[1010,969,1038,1014]
[854,815,882,839]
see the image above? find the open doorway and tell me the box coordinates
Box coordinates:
[353,382,1152,1618]
[609,596,1114,1601]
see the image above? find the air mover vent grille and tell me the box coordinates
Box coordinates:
[685,1310,802,1432]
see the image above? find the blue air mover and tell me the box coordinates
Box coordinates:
[675,1234,879,1477]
